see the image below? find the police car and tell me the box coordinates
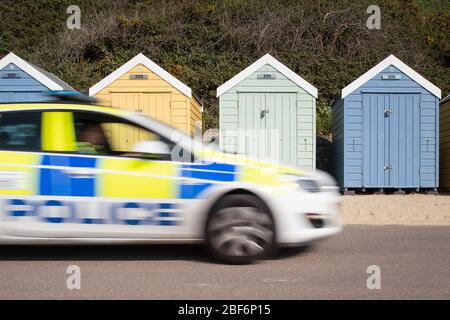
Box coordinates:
[0,100,341,264]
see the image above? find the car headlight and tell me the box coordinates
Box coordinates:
[282,174,320,193]
[296,178,321,193]
[313,170,340,192]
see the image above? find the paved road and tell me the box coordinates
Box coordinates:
[0,225,449,299]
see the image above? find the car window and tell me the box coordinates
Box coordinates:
[0,111,41,151]
[73,111,179,160]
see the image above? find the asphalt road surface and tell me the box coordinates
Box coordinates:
[0,225,449,299]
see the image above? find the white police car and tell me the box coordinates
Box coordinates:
[0,102,341,264]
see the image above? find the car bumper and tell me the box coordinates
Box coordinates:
[265,188,342,246]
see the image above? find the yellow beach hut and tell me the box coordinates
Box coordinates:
[89,53,202,139]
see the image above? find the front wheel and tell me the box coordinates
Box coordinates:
[205,194,275,264]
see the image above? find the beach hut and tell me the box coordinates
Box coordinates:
[0,52,77,102]
[440,95,450,190]
[89,53,202,139]
[332,55,441,193]
[217,54,318,169]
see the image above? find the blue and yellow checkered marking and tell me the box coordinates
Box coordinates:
[3,151,243,225]
[39,151,237,199]
[39,155,97,197]
[179,162,236,199]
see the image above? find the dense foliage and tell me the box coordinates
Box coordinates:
[0,0,448,136]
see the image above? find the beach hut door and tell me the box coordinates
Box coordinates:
[238,92,297,164]
[363,93,420,188]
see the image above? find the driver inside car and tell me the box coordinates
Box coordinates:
[76,121,109,155]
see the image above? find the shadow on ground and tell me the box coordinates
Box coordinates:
[0,244,211,263]
[0,243,312,264]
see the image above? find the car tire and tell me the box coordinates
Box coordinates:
[205,194,275,264]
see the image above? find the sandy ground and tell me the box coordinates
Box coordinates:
[340,194,450,225]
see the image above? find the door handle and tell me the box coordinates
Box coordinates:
[62,168,97,178]
[261,109,270,118]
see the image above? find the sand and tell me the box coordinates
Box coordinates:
[340,194,450,225]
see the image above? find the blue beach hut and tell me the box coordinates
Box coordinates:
[332,55,441,193]
[0,52,77,102]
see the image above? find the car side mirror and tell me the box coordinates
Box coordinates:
[132,140,171,156]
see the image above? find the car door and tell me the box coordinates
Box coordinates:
[0,110,44,237]
[0,108,197,240]
[0,110,105,239]
[70,110,188,239]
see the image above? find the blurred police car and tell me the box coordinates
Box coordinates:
[0,98,341,264]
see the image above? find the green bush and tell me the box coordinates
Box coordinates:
[0,0,448,136]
